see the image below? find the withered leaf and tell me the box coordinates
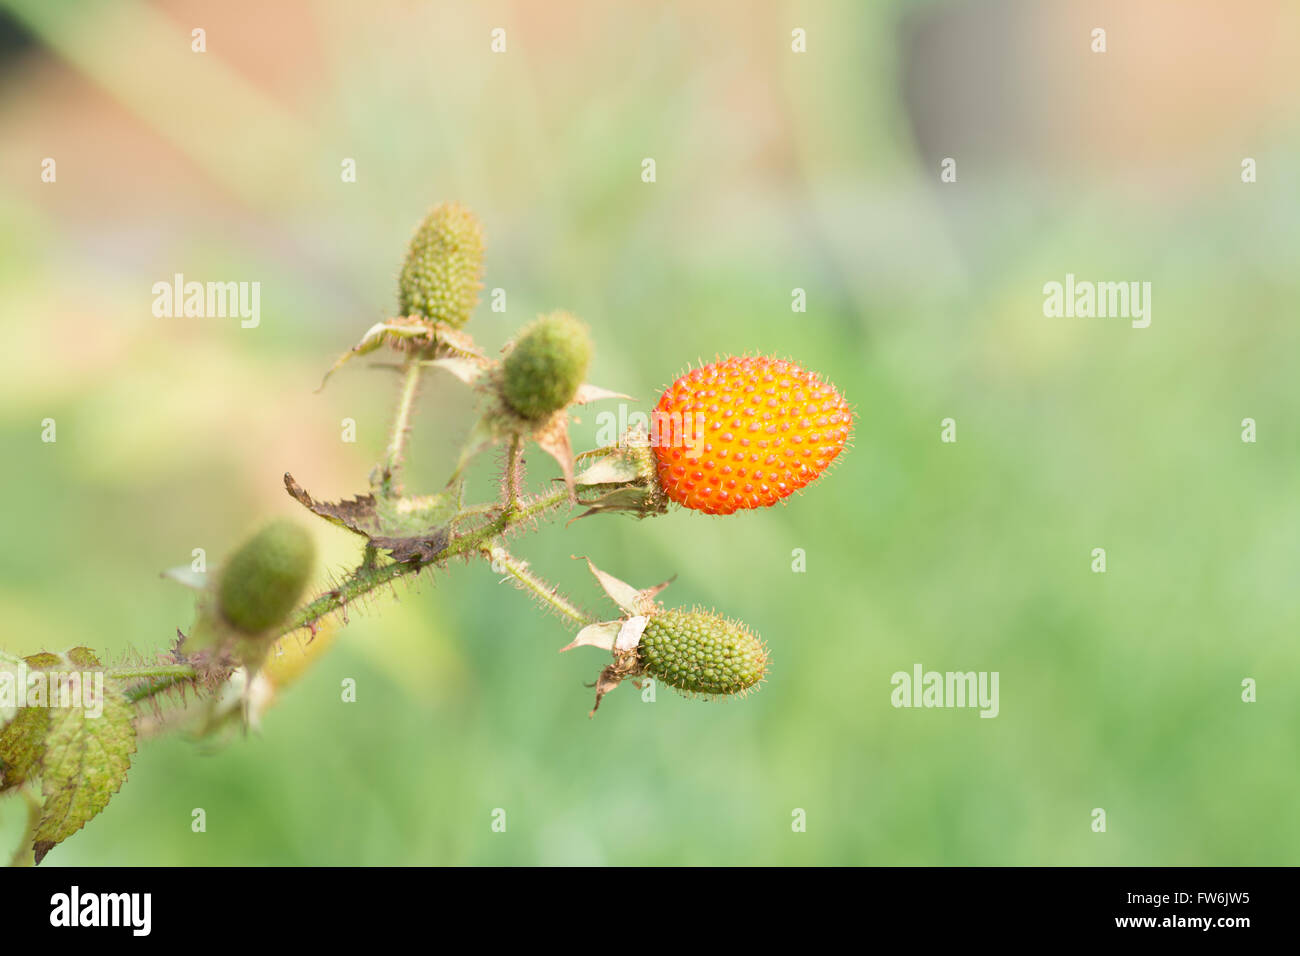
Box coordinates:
[286,474,450,564]
[316,318,487,391]
[1,651,22,732]
[0,707,49,794]
[369,529,451,565]
[534,413,577,496]
[284,473,380,536]
[316,318,433,391]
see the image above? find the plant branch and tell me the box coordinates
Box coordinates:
[485,544,595,626]
[279,558,414,637]
[279,484,574,636]
[380,354,426,497]
[113,665,199,704]
[108,664,198,682]
[503,434,523,510]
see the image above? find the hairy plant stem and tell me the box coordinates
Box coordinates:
[108,664,198,683]
[279,484,573,637]
[279,559,414,637]
[103,664,200,705]
[129,327,588,739]
[121,478,569,707]
[122,487,575,715]
[503,434,523,511]
[485,545,594,627]
[380,354,426,497]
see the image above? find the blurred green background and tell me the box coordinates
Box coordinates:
[1,0,1298,865]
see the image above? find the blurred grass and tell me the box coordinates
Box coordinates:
[0,0,1297,864]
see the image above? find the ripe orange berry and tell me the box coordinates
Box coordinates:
[651,355,852,515]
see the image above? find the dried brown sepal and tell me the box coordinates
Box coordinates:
[572,383,632,405]
[285,473,449,565]
[571,433,668,521]
[574,556,673,616]
[317,318,488,391]
[284,473,380,537]
[533,411,577,496]
[417,322,484,361]
[588,648,642,718]
[369,528,451,566]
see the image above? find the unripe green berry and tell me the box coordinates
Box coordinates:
[398,202,485,327]
[217,519,316,635]
[501,311,592,420]
[637,609,768,697]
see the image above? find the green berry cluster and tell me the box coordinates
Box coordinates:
[637,609,768,697]
[398,201,485,327]
[501,310,592,419]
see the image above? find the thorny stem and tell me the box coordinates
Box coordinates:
[131,331,593,737]
[279,559,413,637]
[120,669,198,704]
[494,485,572,529]
[380,354,426,497]
[278,485,574,637]
[108,664,198,683]
[503,434,523,511]
[123,483,570,705]
[485,545,595,627]
[90,665,201,705]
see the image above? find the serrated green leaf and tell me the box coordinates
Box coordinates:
[0,707,49,794]
[64,647,101,669]
[1,651,22,732]
[31,686,136,865]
